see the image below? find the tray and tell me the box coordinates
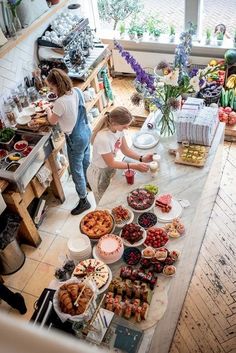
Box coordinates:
[174,145,210,168]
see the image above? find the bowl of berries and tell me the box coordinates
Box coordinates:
[137,212,157,229]
[120,223,146,247]
[144,227,169,249]
[14,140,28,152]
[123,247,141,265]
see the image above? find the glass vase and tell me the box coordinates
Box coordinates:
[13,15,22,32]
[157,107,175,137]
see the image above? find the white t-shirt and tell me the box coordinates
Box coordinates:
[53,88,79,134]
[92,129,124,168]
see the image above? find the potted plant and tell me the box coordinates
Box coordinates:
[153,28,161,41]
[216,32,224,46]
[119,22,125,38]
[169,25,175,43]
[134,24,144,41]
[97,0,142,30]
[128,26,136,40]
[234,29,236,48]
[205,28,211,45]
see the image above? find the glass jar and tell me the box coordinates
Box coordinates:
[27,87,39,103]
[19,90,29,108]
[11,90,22,112]
[3,102,17,127]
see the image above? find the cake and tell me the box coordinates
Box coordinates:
[80,210,114,239]
[73,259,109,289]
[163,265,176,276]
[155,248,168,261]
[127,188,155,211]
[97,234,124,263]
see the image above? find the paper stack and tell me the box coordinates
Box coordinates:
[176,98,218,146]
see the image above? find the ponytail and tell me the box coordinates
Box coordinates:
[91,107,133,145]
[91,112,110,144]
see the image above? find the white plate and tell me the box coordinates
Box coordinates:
[97,266,112,295]
[92,244,123,264]
[154,199,183,222]
[16,115,31,125]
[112,208,134,228]
[119,227,147,247]
[133,130,159,149]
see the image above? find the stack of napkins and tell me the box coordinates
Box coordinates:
[176,105,218,146]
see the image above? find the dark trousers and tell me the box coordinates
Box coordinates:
[0,282,18,308]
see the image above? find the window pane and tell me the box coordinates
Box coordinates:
[202,0,236,38]
[98,0,185,34]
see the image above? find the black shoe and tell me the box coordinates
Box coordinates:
[14,293,27,315]
[71,198,91,216]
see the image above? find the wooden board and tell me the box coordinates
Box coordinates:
[174,145,210,168]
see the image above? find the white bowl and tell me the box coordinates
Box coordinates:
[119,226,147,247]
[16,115,31,125]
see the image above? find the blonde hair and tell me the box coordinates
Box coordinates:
[91,106,133,144]
[46,68,73,97]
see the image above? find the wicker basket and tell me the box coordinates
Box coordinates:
[198,90,221,106]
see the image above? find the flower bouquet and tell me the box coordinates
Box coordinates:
[114,23,220,136]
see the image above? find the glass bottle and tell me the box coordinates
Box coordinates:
[11,91,22,112]
[19,90,29,108]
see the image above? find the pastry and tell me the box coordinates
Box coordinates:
[142,247,155,258]
[169,250,181,261]
[97,234,124,262]
[155,248,168,261]
[80,210,114,239]
[111,205,130,224]
[73,259,109,289]
[58,282,93,316]
[163,265,176,276]
[168,229,180,238]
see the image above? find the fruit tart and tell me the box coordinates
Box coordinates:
[127,188,155,211]
[80,210,114,239]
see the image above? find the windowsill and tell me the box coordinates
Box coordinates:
[98,29,235,58]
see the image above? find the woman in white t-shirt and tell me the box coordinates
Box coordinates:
[46,69,91,215]
[87,107,152,204]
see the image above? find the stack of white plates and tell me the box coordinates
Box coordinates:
[67,234,91,264]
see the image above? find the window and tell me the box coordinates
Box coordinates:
[97,0,185,35]
[201,0,236,38]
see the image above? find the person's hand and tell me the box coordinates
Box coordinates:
[134,163,150,173]
[45,107,52,116]
[142,154,153,163]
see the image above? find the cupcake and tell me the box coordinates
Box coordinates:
[176,223,185,235]
[155,248,168,262]
[168,229,180,238]
[169,250,181,261]
[163,265,176,276]
[142,247,155,258]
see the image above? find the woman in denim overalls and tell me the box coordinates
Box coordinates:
[46,69,91,215]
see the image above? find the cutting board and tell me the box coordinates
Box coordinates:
[174,145,210,168]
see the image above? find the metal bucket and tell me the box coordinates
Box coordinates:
[0,239,25,275]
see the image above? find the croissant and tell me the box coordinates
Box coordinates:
[67,284,79,302]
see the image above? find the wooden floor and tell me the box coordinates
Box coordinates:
[111,76,149,122]
[170,142,236,353]
[112,77,236,353]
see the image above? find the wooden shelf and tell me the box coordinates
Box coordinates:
[85,89,104,112]
[0,0,69,59]
[58,163,69,179]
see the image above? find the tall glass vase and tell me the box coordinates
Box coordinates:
[157,106,176,137]
[12,15,22,32]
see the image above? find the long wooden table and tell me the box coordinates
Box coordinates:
[98,123,225,353]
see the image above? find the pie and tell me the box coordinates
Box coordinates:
[73,259,109,289]
[80,210,114,239]
[127,188,155,211]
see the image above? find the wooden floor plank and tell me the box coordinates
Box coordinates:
[176,318,203,353]
[188,284,230,343]
[194,264,233,317]
[170,328,190,353]
[229,303,236,314]
[221,337,236,353]
[227,313,236,327]
[190,273,231,330]
[187,293,226,353]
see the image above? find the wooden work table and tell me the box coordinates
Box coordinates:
[98,123,225,353]
[0,136,66,248]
